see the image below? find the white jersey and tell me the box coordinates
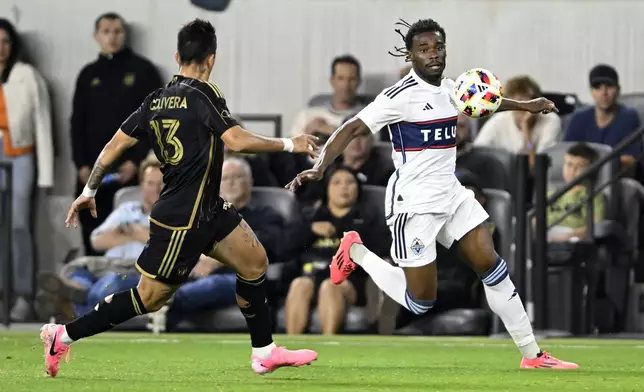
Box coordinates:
[357,68,460,218]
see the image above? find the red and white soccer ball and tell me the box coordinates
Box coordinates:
[452,68,504,118]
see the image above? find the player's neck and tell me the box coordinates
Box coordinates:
[413,68,442,87]
[179,65,211,82]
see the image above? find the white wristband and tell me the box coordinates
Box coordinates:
[82,185,97,198]
[281,138,294,153]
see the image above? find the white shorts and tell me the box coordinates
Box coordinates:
[387,188,489,268]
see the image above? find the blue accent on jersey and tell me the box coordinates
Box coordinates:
[390,116,459,151]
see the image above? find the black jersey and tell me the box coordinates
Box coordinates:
[120,75,238,230]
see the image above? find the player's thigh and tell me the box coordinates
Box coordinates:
[136,222,207,286]
[207,219,268,280]
[388,212,443,300]
[442,189,497,273]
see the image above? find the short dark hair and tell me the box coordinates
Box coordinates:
[567,143,599,164]
[331,55,361,79]
[177,19,217,65]
[389,18,446,59]
[94,12,125,32]
[0,19,21,83]
[405,19,446,50]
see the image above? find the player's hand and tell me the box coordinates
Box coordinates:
[285,168,324,192]
[65,195,97,228]
[291,135,320,159]
[525,97,559,114]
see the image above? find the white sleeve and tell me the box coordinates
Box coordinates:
[535,114,562,153]
[91,204,130,238]
[356,92,406,134]
[472,114,502,147]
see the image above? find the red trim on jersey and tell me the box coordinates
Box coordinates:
[394,144,456,152]
[407,116,459,125]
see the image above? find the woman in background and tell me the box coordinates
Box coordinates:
[284,166,389,335]
[0,19,54,321]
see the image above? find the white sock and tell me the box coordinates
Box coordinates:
[252,342,276,359]
[60,326,74,345]
[482,260,540,359]
[350,243,409,311]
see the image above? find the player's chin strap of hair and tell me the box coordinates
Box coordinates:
[82,185,97,198]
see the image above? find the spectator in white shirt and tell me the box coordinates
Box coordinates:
[474,75,561,166]
[289,55,366,137]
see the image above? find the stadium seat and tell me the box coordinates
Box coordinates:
[482,189,513,266]
[307,94,374,108]
[251,186,302,226]
[362,185,386,223]
[457,146,517,193]
[619,93,644,121]
[373,142,393,165]
[542,92,583,116]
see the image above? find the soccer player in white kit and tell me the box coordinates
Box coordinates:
[288,19,579,369]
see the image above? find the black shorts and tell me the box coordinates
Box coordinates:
[136,200,242,285]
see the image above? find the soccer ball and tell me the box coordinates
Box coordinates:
[452,68,504,118]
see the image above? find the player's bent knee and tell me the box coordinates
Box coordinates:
[237,249,269,280]
[136,276,174,312]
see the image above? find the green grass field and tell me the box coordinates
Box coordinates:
[1,332,643,392]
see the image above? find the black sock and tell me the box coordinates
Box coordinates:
[236,273,273,348]
[65,288,148,341]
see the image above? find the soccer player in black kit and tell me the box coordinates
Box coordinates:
[41,19,319,377]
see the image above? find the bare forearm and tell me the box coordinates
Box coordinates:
[498,98,529,112]
[91,231,131,251]
[313,120,365,172]
[87,132,134,189]
[224,127,285,153]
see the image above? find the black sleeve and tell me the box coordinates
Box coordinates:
[197,83,239,137]
[70,68,90,169]
[120,97,149,140]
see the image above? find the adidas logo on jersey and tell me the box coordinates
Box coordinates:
[422,103,433,111]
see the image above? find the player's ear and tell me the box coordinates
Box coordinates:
[174,52,180,66]
[207,54,216,69]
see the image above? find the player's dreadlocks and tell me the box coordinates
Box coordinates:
[388,18,447,61]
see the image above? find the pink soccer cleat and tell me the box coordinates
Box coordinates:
[40,323,71,377]
[251,346,318,375]
[520,351,579,369]
[329,231,362,285]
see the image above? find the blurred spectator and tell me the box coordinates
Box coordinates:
[284,166,389,335]
[168,157,285,318]
[0,19,54,321]
[70,12,162,256]
[474,75,561,165]
[289,55,364,137]
[564,64,642,176]
[341,125,394,187]
[223,147,278,187]
[455,113,473,158]
[546,144,605,242]
[34,156,163,320]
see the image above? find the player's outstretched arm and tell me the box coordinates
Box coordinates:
[498,97,559,114]
[286,118,369,191]
[221,125,318,157]
[65,130,137,228]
